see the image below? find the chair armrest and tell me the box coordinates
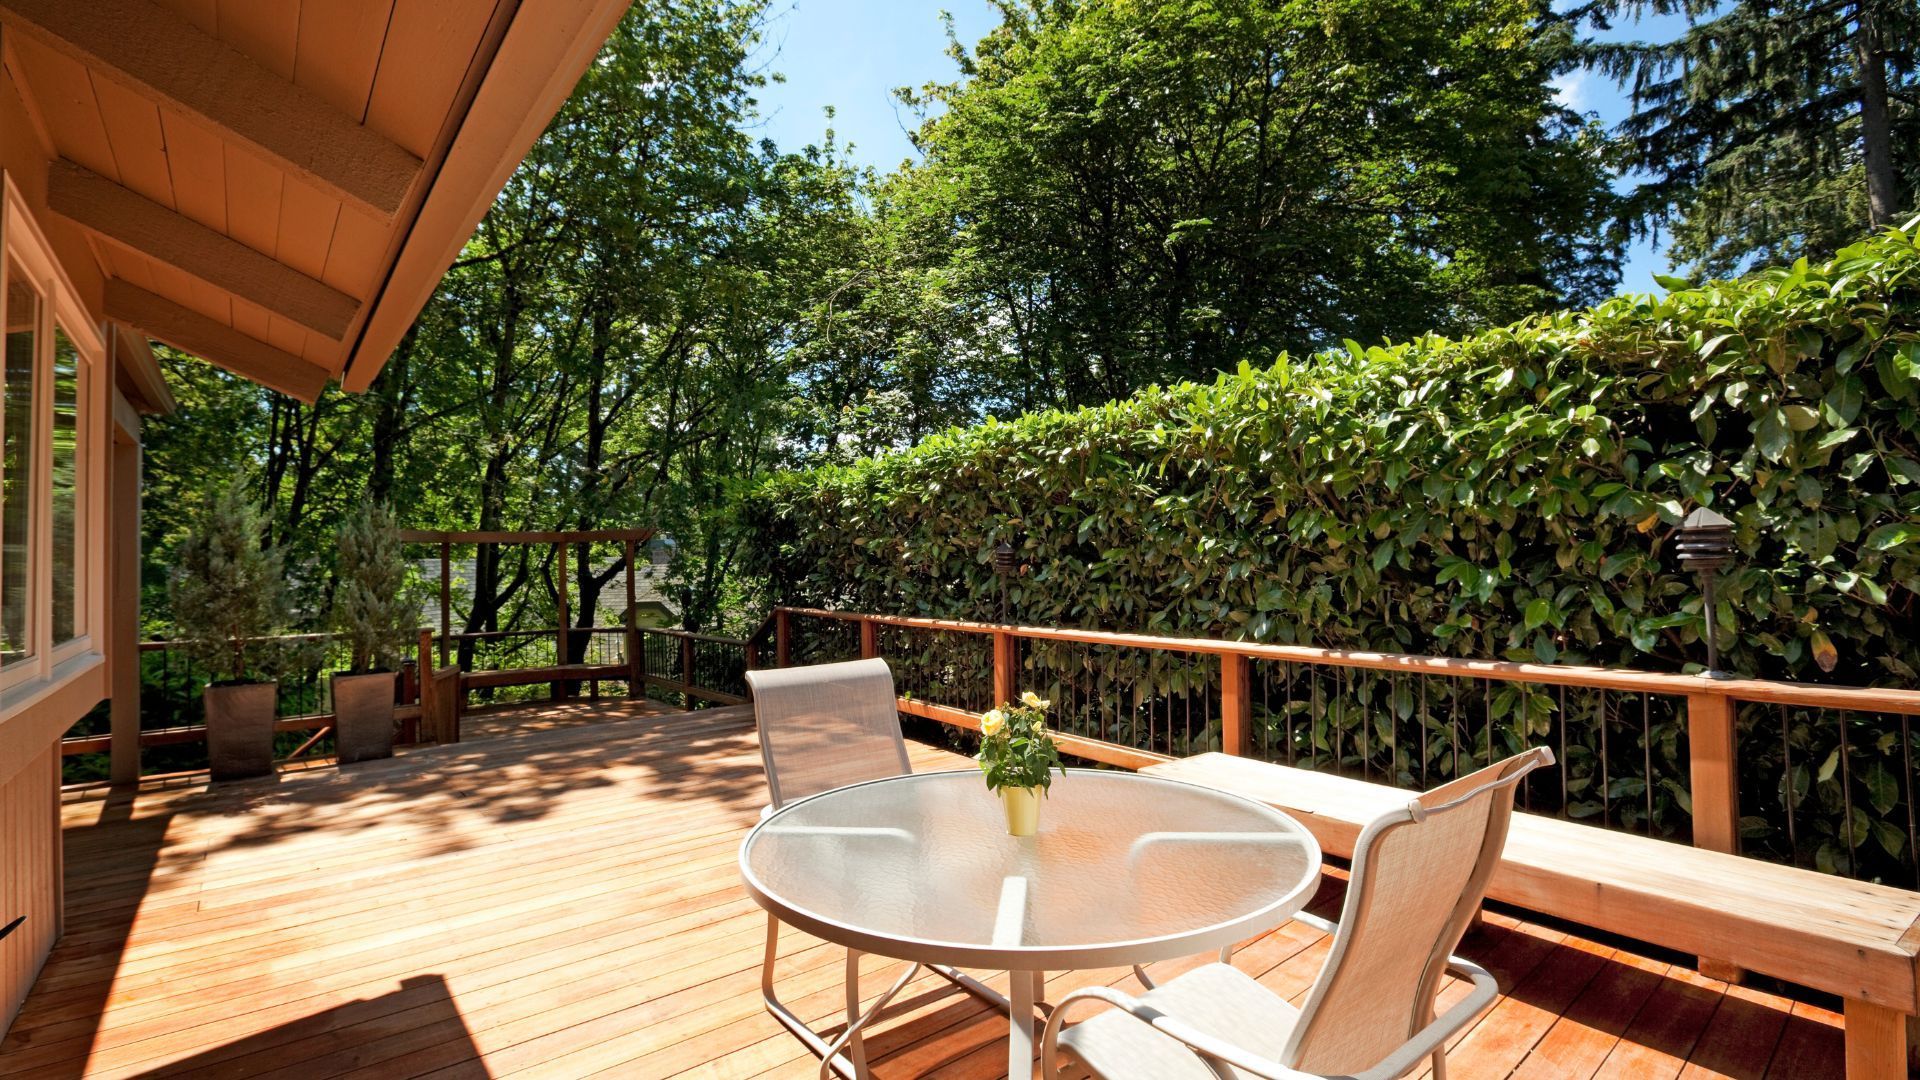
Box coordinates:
[1040,984,1342,1080]
[1351,956,1500,1080]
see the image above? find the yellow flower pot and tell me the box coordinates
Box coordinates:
[1000,785,1042,837]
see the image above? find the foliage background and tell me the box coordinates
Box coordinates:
[752,225,1920,877]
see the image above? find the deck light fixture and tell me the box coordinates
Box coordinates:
[1674,506,1737,679]
[993,540,1018,624]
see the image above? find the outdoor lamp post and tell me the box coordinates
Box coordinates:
[1674,506,1738,679]
[994,540,1018,624]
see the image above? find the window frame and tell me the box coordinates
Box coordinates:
[0,173,105,698]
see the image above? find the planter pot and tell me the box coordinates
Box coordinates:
[333,671,398,764]
[205,681,278,781]
[1000,785,1042,837]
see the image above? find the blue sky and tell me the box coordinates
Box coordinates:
[749,1,1695,296]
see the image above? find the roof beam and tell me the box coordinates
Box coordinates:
[0,0,421,220]
[50,160,360,340]
[104,280,330,403]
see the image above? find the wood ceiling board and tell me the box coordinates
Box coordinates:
[364,0,497,158]
[158,110,228,233]
[99,243,153,292]
[294,0,392,123]
[213,0,298,82]
[0,0,423,220]
[299,330,342,371]
[222,142,282,258]
[263,312,306,357]
[319,204,388,299]
[343,0,630,392]
[48,160,359,339]
[2,38,57,156]
[274,174,341,284]
[3,35,117,181]
[229,296,271,342]
[86,75,175,208]
[139,258,201,311]
[105,279,328,401]
[188,277,235,329]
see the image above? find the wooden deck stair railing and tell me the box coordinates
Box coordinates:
[708,606,1920,1080]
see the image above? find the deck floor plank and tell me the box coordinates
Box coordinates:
[0,699,1844,1079]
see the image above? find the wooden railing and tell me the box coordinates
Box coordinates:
[761,607,1920,887]
[62,633,428,774]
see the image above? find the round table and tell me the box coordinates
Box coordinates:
[740,768,1322,1078]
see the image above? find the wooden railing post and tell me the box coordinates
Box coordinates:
[553,542,570,700]
[1688,689,1743,981]
[993,631,1017,708]
[775,609,792,668]
[624,539,641,699]
[859,620,878,660]
[1220,654,1251,756]
[680,636,696,711]
[438,540,452,667]
[417,629,437,743]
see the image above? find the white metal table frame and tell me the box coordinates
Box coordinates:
[740,769,1324,1079]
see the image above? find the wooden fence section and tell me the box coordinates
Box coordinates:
[765,607,1920,885]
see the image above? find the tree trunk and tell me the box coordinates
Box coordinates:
[367,322,418,506]
[1856,2,1897,227]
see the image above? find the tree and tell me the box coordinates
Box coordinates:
[1585,0,1919,276]
[890,0,1621,407]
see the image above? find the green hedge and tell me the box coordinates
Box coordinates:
[748,225,1920,878]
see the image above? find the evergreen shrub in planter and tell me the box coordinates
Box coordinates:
[170,482,293,781]
[328,501,417,764]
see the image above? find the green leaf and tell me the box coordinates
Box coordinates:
[1755,409,1790,462]
[1524,598,1552,631]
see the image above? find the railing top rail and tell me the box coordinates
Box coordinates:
[637,626,750,646]
[775,606,1920,716]
[139,631,345,651]
[398,528,655,544]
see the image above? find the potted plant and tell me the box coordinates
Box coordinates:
[170,482,291,781]
[976,691,1066,836]
[328,500,416,764]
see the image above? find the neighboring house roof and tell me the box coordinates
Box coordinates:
[418,555,678,631]
[0,0,629,401]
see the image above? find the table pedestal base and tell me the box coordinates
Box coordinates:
[762,913,1037,1079]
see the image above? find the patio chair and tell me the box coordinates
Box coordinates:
[745,657,998,1078]
[1041,746,1554,1080]
[746,656,912,813]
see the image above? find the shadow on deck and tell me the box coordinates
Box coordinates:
[0,701,1843,1078]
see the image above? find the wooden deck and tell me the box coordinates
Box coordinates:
[0,700,1846,1078]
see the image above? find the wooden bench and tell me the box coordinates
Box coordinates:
[1146,752,1920,1080]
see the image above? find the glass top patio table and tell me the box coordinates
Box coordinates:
[740,768,1323,971]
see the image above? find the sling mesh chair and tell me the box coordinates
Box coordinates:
[745,657,997,1078]
[1041,746,1554,1080]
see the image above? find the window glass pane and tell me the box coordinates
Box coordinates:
[3,258,37,668]
[52,326,79,644]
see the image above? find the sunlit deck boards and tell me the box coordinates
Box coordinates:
[2,702,1844,1078]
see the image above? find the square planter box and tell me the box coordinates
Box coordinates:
[333,671,398,764]
[205,681,278,781]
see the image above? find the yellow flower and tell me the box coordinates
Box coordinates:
[981,709,1007,736]
[1021,691,1050,709]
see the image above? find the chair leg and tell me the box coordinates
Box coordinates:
[1432,1048,1448,1080]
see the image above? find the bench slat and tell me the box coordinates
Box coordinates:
[1145,752,1920,1014]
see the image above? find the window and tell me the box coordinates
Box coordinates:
[0,173,104,692]
[51,325,80,645]
[2,256,35,669]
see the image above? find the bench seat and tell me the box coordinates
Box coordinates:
[1144,752,1920,1079]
